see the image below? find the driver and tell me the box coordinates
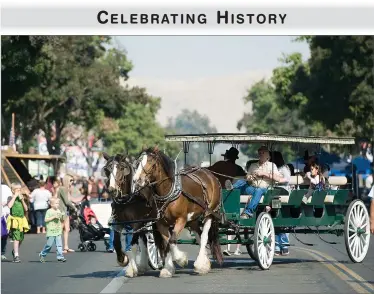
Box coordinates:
[207,147,246,187]
[231,146,282,219]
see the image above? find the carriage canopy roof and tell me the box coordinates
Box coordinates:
[165,133,355,145]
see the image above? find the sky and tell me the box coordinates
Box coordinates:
[116,36,310,133]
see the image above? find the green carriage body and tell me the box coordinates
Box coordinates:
[165,133,370,267]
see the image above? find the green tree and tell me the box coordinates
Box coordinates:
[1,36,156,155]
[276,36,374,140]
[100,102,180,159]
[237,79,325,162]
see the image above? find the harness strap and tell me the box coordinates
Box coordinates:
[181,190,207,210]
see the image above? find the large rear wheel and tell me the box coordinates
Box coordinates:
[253,212,275,270]
[344,199,370,263]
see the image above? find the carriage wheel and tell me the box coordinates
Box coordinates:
[146,231,163,270]
[254,212,275,270]
[344,199,370,263]
[246,243,257,261]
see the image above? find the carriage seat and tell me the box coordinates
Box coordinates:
[277,176,304,203]
[277,176,348,204]
[324,176,348,203]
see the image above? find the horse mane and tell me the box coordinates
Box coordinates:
[144,147,175,179]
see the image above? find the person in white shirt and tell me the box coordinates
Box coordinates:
[369,185,374,234]
[366,143,373,163]
[30,181,52,234]
[302,163,325,204]
[271,151,291,256]
[365,174,373,189]
[232,146,282,219]
[1,184,12,260]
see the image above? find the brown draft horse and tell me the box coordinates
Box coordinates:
[102,152,158,277]
[132,147,224,278]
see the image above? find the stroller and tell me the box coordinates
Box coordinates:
[77,206,111,252]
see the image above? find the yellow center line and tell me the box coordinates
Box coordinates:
[294,247,373,293]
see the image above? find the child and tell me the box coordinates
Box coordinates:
[6,183,30,263]
[302,163,325,204]
[89,216,101,230]
[39,198,66,262]
[88,216,111,237]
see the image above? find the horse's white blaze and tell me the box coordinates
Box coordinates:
[133,154,148,183]
[109,164,118,189]
[159,252,175,278]
[194,218,212,274]
[170,244,188,268]
[187,212,194,222]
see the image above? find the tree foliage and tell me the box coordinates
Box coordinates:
[276,36,374,139]
[1,36,159,157]
[237,79,324,162]
[100,101,179,159]
[237,36,374,161]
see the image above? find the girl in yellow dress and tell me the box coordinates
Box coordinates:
[6,183,29,263]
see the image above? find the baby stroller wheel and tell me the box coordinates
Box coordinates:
[78,243,87,252]
[87,242,97,251]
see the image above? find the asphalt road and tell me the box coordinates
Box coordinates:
[2,227,374,294]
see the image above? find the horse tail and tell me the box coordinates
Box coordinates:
[208,217,224,266]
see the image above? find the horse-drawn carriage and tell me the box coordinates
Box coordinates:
[166,133,371,270]
[102,133,371,278]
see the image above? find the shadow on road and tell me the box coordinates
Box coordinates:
[59,270,119,279]
[55,255,356,280]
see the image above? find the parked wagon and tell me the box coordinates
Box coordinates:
[164,133,371,270]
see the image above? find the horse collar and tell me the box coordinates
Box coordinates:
[154,160,182,203]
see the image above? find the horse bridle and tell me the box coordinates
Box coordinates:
[103,156,138,204]
[134,151,174,193]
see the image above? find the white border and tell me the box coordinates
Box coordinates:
[2,0,374,7]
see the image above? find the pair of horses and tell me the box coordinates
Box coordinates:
[102,147,224,278]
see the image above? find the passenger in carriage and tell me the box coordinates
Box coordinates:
[287,163,295,176]
[246,160,258,172]
[230,146,283,219]
[272,151,291,256]
[209,149,246,257]
[302,151,317,175]
[302,163,326,204]
[207,147,246,187]
[271,152,291,192]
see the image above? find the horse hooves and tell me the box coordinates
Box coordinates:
[117,255,129,267]
[159,268,173,278]
[193,258,211,275]
[193,267,211,275]
[175,256,189,268]
[125,269,136,278]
